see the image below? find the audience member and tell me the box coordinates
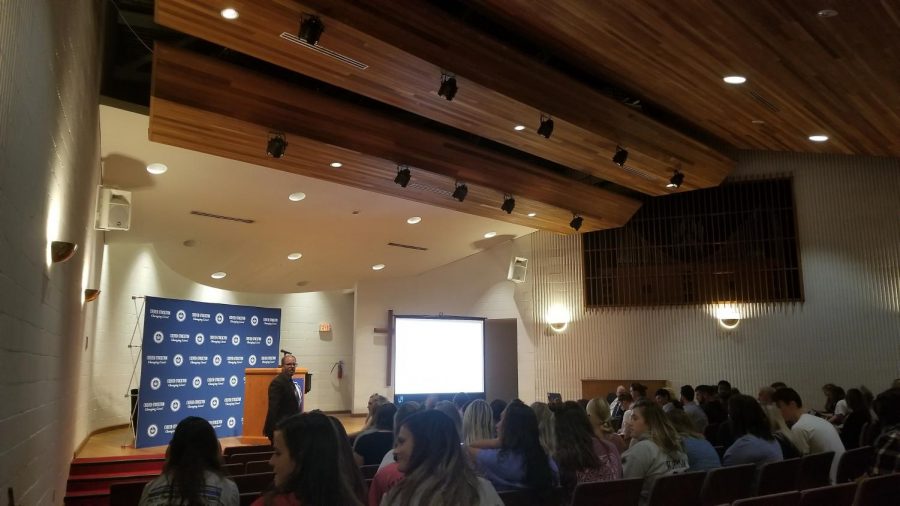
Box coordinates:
[614,392,634,434]
[757,386,776,406]
[469,400,558,496]
[621,401,689,506]
[840,388,871,450]
[139,416,238,506]
[821,383,842,414]
[770,382,788,390]
[763,404,805,458]
[576,398,589,411]
[529,401,557,456]
[680,385,709,433]
[585,397,626,453]
[773,387,845,482]
[353,402,397,465]
[554,403,622,490]
[370,402,423,506]
[256,412,364,506]
[667,409,721,472]
[352,394,388,441]
[434,400,463,440]
[630,383,648,402]
[827,385,849,425]
[489,399,507,427]
[329,416,368,504]
[608,385,627,419]
[723,395,783,467]
[696,385,728,425]
[718,380,734,402]
[452,392,471,415]
[384,410,502,506]
[654,388,674,413]
[462,399,495,445]
[869,387,900,476]
[424,394,440,410]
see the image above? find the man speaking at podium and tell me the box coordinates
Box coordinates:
[263,354,302,441]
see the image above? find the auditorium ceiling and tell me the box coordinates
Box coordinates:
[100,0,900,292]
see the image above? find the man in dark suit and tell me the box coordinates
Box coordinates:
[263,354,301,441]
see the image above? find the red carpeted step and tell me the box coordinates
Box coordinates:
[63,490,110,506]
[66,471,157,493]
[69,456,165,477]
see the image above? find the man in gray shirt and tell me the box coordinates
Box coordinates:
[681,385,709,433]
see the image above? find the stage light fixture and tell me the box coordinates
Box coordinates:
[501,194,516,214]
[537,114,554,138]
[84,289,101,303]
[394,165,411,188]
[569,214,583,231]
[452,182,468,202]
[612,146,628,167]
[50,241,78,263]
[667,170,685,189]
[438,73,458,101]
[267,133,287,158]
[299,14,324,45]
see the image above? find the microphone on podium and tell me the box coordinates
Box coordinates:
[280,349,293,356]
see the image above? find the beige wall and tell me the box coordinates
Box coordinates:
[0,0,105,503]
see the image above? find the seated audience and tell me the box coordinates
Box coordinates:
[354,402,397,465]
[770,382,788,390]
[757,386,776,406]
[696,385,728,425]
[826,385,849,425]
[585,397,626,453]
[434,400,463,440]
[468,400,558,496]
[489,399,507,426]
[821,383,840,414]
[139,416,238,506]
[869,387,900,476]
[723,395,783,467]
[630,383,648,403]
[530,401,557,456]
[608,385,627,419]
[667,409,721,472]
[555,402,622,489]
[718,380,734,403]
[370,402,423,506]
[621,401,689,506]
[654,388,675,413]
[773,387,845,483]
[614,392,634,434]
[680,385,709,433]
[255,412,364,506]
[328,416,368,503]
[840,388,871,450]
[351,394,389,441]
[452,392,471,415]
[462,399,495,444]
[763,404,805,458]
[384,410,502,506]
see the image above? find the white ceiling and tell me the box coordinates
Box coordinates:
[99,105,536,294]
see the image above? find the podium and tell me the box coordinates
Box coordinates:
[242,367,309,444]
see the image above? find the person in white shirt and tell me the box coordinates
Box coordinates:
[608,385,627,417]
[773,387,845,483]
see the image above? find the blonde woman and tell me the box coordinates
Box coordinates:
[463,399,495,445]
[529,402,556,456]
[764,403,805,458]
[621,401,689,506]
[586,397,626,453]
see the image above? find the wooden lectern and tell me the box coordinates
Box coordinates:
[242,367,308,444]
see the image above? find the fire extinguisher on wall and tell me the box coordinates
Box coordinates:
[330,360,344,380]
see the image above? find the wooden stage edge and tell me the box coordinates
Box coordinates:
[76,412,365,459]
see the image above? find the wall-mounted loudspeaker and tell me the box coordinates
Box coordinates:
[507,256,528,283]
[95,186,132,231]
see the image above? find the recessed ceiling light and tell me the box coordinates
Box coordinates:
[220,8,239,20]
[723,75,747,84]
[513,125,526,131]
[817,9,838,17]
[372,264,385,271]
[288,192,306,201]
[751,119,766,124]
[330,161,342,168]
[484,231,497,238]
[146,163,168,175]
[527,212,537,217]
[407,216,422,224]
[211,271,227,279]
[287,253,302,260]
[809,134,829,142]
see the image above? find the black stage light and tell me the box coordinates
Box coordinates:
[613,146,628,167]
[667,170,684,189]
[537,115,554,138]
[394,166,411,188]
[452,182,468,202]
[569,214,583,231]
[438,74,458,101]
[501,194,516,214]
[299,15,325,45]
[267,133,287,158]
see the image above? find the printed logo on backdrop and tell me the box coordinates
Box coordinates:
[187,399,206,410]
[227,417,236,429]
[264,317,279,326]
[166,378,186,389]
[246,335,261,345]
[170,399,181,412]
[192,377,203,389]
[176,310,187,322]
[229,375,239,387]
[170,332,189,344]
[173,354,184,367]
[147,424,159,438]
[224,396,242,407]
[215,313,225,324]
[212,354,222,366]
[153,331,164,344]
[164,424,177,435]
[195,333,205,345]
[192,312,210,323]
[227,356,244,366]
[210,334,227,344]
[146,355,168,365]
[189,355,208,365]
[251,315,259,326]
[231,335,241,346]
[229,315,246,325]
[266,336,274,346]
[261,355,277,366]
[248,355,257,366]
[210,397,220,409]
[150,377,161,390]
[207,377,224,387]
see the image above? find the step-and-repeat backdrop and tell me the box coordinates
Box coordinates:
[136,296,281,448]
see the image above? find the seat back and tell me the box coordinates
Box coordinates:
[757,458,802,495]
[231,472,274,495]
[835,446,873,483]
[799,482,857,506]
[570,477,643,506]
[223,444,273,457]
[732,491,801,506]
[700,463,756,506]
[226,451,273,465]
[647,472,706,506]
[798,451,834,490]
[360,464,380,479]
[852,473,900,506]
[109,480,152,506]
[245,460,271,474]
[497,488,566,506]
[223,462,245,476]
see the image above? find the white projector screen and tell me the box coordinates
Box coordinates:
[393,317,485,395]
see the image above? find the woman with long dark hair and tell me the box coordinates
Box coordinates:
[840,388,871,450]
[722,394,783,467]
[554,403,622,489]
[254,412,364,506]
[468,400,558,496]
[383,410,502,505]
[139,416,238,506]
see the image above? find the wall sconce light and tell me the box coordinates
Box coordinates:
[546,304,570,333]
[714,304,741,329]
[84,289,101,303]
[719,318,740,329]
[50,241,78,263]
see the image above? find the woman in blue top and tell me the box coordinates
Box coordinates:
[723,395,783,467]
[667,408,721,471]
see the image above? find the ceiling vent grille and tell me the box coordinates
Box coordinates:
[387,242,429,251]
[619,164,657,181]
[190,210,255,224]
[747,91,780,113]
[280,33,369,70]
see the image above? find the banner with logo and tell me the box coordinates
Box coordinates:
[136,296,281,448]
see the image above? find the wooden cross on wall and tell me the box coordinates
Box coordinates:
[373,309,394,386]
